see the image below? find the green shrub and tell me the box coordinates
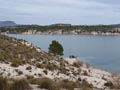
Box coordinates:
[36,63,43,68]
[48,40,64,56]
[11,58,22,67]
[0,55,5,61]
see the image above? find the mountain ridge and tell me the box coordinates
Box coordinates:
[0,21,17,27]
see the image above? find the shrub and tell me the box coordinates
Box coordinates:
[0,76,9,90]
[73,61,83,68]
[36,63,43,68]
[104,81,114,89]
[11,63,19,67]
[18,71,23,75]
[11,58,22,67]
[11,79,31,90]
[57,79,80,90]
[29,78,41,85]
[83,70,89,76]
[26,75,34,80]
[26,66,32,70]
[38,78,55,90]
[80,79,93,90]
[48,40,64,56]
[45,63,58,71]
[43,70,48,75]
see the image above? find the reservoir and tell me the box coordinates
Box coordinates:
[8,34,120,74]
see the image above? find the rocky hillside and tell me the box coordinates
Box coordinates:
[0,21,17,27]
[0,35,120,90]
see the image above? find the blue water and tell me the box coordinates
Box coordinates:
[8,34,120,73]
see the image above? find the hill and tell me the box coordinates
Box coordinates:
[0,24,120,35]
[0,34,120,90]
[0,21,17,27]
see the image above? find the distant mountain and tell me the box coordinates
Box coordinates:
[0,21,17,27]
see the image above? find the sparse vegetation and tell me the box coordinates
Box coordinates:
[0,34,120,90]
[38,78,55,90]
[56,79,80,90]
[11,79,31,90]
[45,62,58,71]
[0,76,9,90]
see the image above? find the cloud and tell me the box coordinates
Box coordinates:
[85,0,120,5]
[0,0,120,25]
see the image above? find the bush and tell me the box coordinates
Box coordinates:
[45,63,58,71]
[11,63,19,67]
[80,79,93,90]
[38,78,55,90]
[48,40,64,56]
[11,58,22,67]
[43,70,48,75]
[18,71,23,75]
[36,63,43,68]
[11,79,31,90]
[57,79,80,90]
[26,66,32,70]
[104,81,114,89]
[0,76,9,90]
[73,61,83,68]
[83,70,89,76]
[28,77,94,90]
[29,78,41,85]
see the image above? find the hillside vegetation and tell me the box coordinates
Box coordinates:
[0,34,120,90]
[0,24,120,34]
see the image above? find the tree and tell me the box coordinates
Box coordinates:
[48,40,64,56]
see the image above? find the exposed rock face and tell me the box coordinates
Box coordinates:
[0,21,17,27]
[0,34,120,90]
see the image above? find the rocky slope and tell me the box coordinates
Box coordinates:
[0,35,120,90]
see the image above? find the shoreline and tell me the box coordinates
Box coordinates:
[3,32,120,36]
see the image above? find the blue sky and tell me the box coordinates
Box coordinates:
[0,0,120,25]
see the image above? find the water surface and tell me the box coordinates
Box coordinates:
[8,34,120,73]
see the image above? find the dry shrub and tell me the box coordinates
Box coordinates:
[11,79,31,90]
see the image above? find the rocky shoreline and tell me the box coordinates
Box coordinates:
[2,31,120,36]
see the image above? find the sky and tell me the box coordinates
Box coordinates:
[0,0,120,25]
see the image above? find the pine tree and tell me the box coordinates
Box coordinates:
[48,40,64,56]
